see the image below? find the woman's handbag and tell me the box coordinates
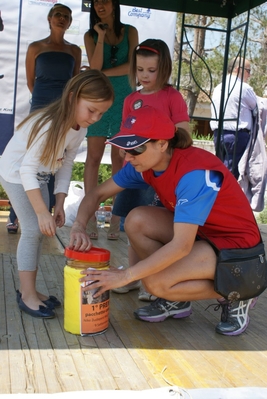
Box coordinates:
[214,241,267,301]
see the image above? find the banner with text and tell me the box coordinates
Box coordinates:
[0,0,176,155]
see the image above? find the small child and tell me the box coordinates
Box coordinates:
[112,39,190,301]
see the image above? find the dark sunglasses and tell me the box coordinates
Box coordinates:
[110,45,118,66]
[124,143,149,156]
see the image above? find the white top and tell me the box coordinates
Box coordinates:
[210,74,257,131]
[0,115,85,195]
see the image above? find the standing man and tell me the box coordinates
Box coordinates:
[210,57,257,179]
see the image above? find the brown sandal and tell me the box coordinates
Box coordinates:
[87,219,98,240]
[107,220,120,240]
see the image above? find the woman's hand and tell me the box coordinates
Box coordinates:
[79,266,132,298]
[93,22,107,36]
[69,221,92,251]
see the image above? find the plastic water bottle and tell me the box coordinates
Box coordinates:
[95,203,106,229]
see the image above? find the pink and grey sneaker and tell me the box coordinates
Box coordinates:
[215,298,254,336]
[133,298,192,322]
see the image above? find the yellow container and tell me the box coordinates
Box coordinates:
[64,246,110,336]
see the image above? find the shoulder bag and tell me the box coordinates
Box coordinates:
[200,230,267,301]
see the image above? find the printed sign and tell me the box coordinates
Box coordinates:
[0,1,176,155]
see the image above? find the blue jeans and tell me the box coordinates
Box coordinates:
[213,129,250,179]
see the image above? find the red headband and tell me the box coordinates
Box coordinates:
[136,45,160,55]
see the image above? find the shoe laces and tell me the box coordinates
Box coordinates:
[205,300,230,322]
[207,299,251,325]
[152,298,183,312]
[148,298,171,311]
[149,297,164,310]
[220,302,230,322]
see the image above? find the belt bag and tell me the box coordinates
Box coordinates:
[214,242,267,301]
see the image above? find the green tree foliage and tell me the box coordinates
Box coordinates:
[173,4,267,116]
[245,4,267,96]
[71,163,113,205]
[71,163,112,185]
[71,162,85,182]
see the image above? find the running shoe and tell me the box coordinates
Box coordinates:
[112,280,141,294]
[134,298,192,322]
[138,285,157,302]
[215,298,253,336]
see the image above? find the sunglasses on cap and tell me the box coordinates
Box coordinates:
[123,142,150,156]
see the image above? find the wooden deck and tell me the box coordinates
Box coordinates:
[1,210,267,396]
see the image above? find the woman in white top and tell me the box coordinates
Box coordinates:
[0,70,114,319]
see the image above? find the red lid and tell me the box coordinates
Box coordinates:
[65,246,110,262]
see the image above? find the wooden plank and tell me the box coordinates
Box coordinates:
[93,326,151,390]
[37,254,64,301]
[1,210,267,393]
[0,255,11,393]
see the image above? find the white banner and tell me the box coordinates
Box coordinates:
[0,1,176,155]
[0,1,21,154]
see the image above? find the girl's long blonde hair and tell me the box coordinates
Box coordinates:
[17,70,114,171]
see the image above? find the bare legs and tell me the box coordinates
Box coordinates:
[84,137,124,239]
[84,137,106,238]
[107,145,124,239]
[125,206,220,302]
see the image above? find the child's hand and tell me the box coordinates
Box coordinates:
[53,206,65,228]
[37,212,57,236]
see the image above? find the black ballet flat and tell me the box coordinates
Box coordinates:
[42,295,61,308]
[16,289,21,303]
[18,298,55,319]
[16,290,61,309]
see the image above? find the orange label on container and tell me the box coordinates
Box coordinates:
[80,289,110,334]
